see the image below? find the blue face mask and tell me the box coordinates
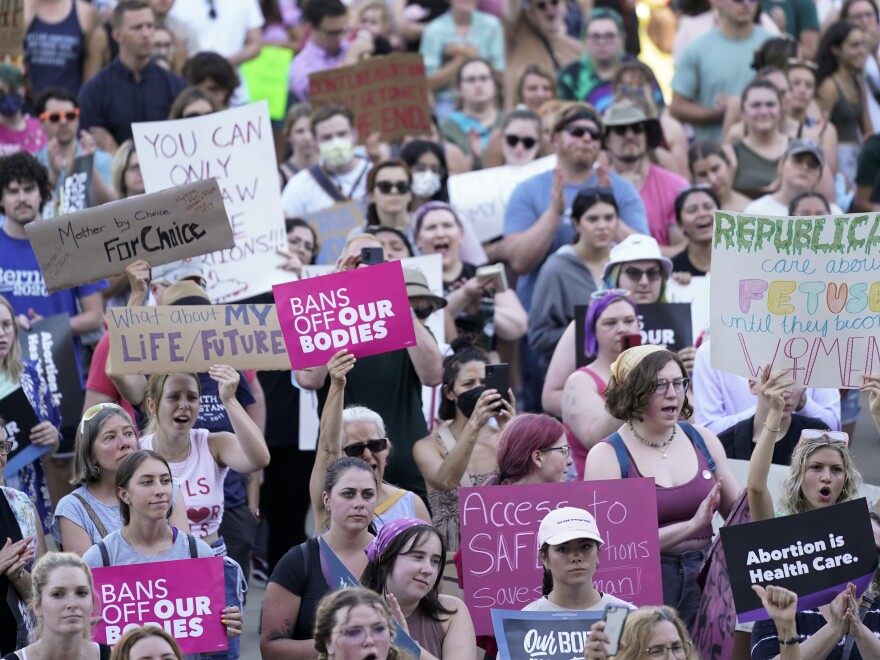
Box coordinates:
[0,93,23,117]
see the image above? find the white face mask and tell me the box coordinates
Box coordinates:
[319,137,354,168]
[411,170,441,197]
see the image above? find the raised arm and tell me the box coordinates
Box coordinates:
[562,371,620,454]
[860,373,880,436]
[408,316,443,386]
[208,365,270,473]
[542,321,576,416]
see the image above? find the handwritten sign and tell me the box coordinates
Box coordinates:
[459,479,663,635]
[304,202,366,266]
[273,260,416,370]
[721,498,876,623]
[710,211,880,387]
[492,610,603,660]
[448,155,557,242]
[92,557,227,654]
[18,313,82,424]
[133,102,287,303]
[0,387,45,475]
[25,179,232,292]
[308,53,431,142]
[107,303,289,375]
[0,0,24,57]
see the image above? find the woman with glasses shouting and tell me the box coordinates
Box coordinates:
[310,350,431,535]
[585,345,739,628]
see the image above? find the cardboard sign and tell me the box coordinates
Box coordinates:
[637,303,693,352]
[273,260,416,370]
[308,53,431,142]
[18,313,83,425]
[448,155,557,242]
[459,479,663,635]
[26,179,232,292]
[107,303,289,375]
[710,211,880,387]
[133,102,287,303]
[304,202,366,266]
[720,498,877,623]
[60,154,94,214]
[0,1,24,57]
[491,610,603,660]
[92,557,227,654]
[0,387,46,475]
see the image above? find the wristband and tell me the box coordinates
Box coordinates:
[762,422,781,433]
[778,635,805,645]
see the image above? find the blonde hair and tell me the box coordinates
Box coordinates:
[144,372,201,433]
[314,588,409,660]
[110,140,137,197]
[779,437,861,514]
[614,606,699,660]
[0,295,22,382]
[110,625,183,660]
[30,552,95,642]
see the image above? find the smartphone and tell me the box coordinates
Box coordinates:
[602,604,629,656]
[620,334,642,352]
[360,247,384,266]
[485,363,510,403]
[475,263,508,292]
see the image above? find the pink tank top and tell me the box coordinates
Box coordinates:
[140,428,228,538]
[564,366,607,480]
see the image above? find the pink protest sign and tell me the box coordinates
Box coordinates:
[459,479,663,635]
[91,557,227,654]
[272,260,417,370]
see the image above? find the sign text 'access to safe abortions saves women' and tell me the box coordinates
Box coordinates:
[272,260,416,370]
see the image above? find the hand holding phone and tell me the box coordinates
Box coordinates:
[620,334,642,352]
[485,363,510,403]
[602,604,629,655]
[360,247,384,266]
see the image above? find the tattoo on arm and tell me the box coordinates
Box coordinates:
[266,619,295,642]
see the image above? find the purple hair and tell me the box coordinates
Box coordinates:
[584,292,639,357]
[412,201,462,239]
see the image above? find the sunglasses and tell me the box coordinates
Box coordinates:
[343,438,389,458]
[623,266,663,282]
[564,124,602,140]
[609,123,646,136]
[505,134,538,149]
[39,109,79,123]
[534,0,560,9]
[800,430,849,443]
[80,402,125,434]
[591,288,630,299]
[0,439,12,455]
[375,181,410,194]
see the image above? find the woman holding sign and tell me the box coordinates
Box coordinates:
[584,346,740,628]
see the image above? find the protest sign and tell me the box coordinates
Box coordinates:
[305,202,366,266]
[0,1,24,57]
[60,154,94,214]
[26,178,232,292]
[491,610,603,660]
[721,497,876,623]
[106,303,289,375]
[240,45,293,121]
[637,303,693,352]
[459,479,663,635]
[308,53,431,142]
[0,387,46,475]
[448,155,557,242]
[273,260,416,370]
[133,102,287,303]
[92,557,227,654]
[18,313,83,426]
[710,211,880,387]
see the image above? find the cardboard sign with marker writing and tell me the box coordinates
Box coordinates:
[107,303,289,375]
[0,1,24,57]
[26,178,233,292]
[304,201,366,266]
[308,53,431,142]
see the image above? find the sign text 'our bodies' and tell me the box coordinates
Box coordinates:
[289,287,394,353]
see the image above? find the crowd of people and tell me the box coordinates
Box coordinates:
[2,0,880,658]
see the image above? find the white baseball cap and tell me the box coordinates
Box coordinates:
[538,507,604,546]
[602,234,673,282]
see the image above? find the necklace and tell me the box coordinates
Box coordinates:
[629,421,677,459]
[123,525,170,563]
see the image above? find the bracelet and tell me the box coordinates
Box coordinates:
[778,635,805,645]
[763,422,781,433]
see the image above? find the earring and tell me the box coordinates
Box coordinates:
[93,464,100,476]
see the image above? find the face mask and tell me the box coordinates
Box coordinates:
[456,386,485,418]
[319,137,354,168]
[0,93,23,117]
[411,170,441,197]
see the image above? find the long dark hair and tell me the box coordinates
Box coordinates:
[399,140,449,203]
[116,450,174,525]
[817,21,860,85]
[438,336,490,420]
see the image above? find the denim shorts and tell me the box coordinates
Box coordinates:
[660,546,709,631]
[841,389,861,426]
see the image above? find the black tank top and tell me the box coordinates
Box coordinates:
[24,1,85,95]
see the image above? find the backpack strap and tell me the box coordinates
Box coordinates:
[73,493,109,539]
[187,533,198,559]
[606,432,630,479]
[678,422,716,472]
[308,165,347,202]
[97,540,110,567]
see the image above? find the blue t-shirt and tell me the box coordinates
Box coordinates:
[503,170,648,310]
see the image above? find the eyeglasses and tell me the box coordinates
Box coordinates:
[288,236,316,253]
[80,402,125,434]
[622,266,663,282]
[343,438,389,458]
[207,0,217,19]
[39,109,79,123]
[801,430,849,443]
[654,378,690,395]
[591,288,630,299]
[644,641,692,658]
[534,0,560,10]
[375,180,411,194]
[540,445,571,458]
[610,123,646,136]
[336,623,390,644]
[587,32,619,43]
[505,134,538,149]
[0,440,13,455]
[564,124,601,140]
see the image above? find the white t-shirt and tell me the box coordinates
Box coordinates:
[281,158,371,218]
[744,194,843,217]
[522,592,636,612]
[168,0,264,58]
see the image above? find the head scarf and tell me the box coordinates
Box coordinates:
[364,517,426,563]
[609,345,666,382]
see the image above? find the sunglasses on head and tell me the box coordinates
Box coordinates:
[609,123,646,136]
[564,124,602,140]
[505,134,538,149]
[39,109,79,123]
[80,402,125,434]
[591,288,630,299]
[343,438,389,458]
[800,429,849,444]
[375,181,410,194]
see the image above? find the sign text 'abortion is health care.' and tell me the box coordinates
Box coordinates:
[459,479,663,635]
[92,557,226,654]
[721,498,877,623]
[133,101,287,303]
[107,304,289,375]
[273,260,416,370]
[25,179,232,292]
[710,211,880,387]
